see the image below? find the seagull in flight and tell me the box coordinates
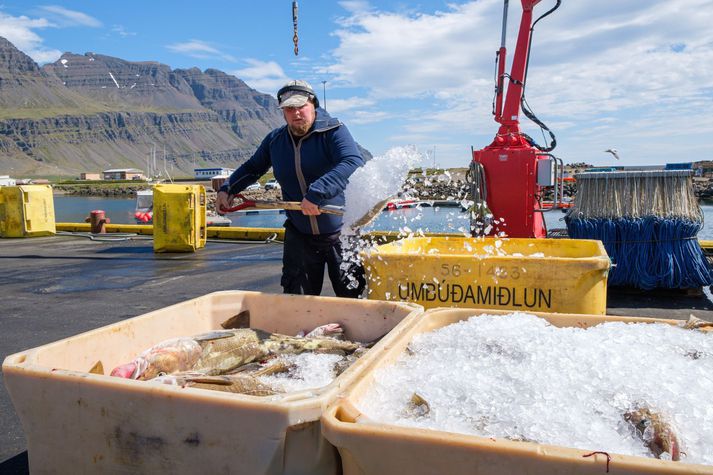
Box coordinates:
[604,149,620,160]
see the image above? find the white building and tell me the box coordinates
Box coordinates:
[103,168,144,180]
[194,167,234,180]
[0,175,16,186]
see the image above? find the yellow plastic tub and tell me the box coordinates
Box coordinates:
[2,291,422,475]
[0,185,55,237]
[153,183,206,252]
[362,236,610,314]
[322,307,713,475]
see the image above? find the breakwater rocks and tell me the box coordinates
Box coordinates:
[694,180,713,200]
[54,184,150,196]
[53,176,712,204]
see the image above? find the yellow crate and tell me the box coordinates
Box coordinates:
[153,184,206,252]
[0,185,55,238]
[322,307,713,475]
[361,236,610,314]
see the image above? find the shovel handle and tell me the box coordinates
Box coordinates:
[220,194,257,213]
[220,194,343,215]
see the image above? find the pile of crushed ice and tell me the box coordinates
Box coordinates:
[257,353,344,393]
[356,312,713,465]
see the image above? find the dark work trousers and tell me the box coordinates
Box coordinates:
[281,221,365,298]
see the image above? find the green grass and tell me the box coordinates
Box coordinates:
[409,167,467,176]
[0,105,205,121]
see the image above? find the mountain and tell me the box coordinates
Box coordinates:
[0,37,285,177]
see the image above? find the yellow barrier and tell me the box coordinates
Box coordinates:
[153,184,206,252]
[56,223,285,240]
[0,185,56,238]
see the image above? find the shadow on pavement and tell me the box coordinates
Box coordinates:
[0,452,28,475]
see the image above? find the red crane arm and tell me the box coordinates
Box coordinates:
[497,0,542,136]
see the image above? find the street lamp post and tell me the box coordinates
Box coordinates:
[321,80,327,110]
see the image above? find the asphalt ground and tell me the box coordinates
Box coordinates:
[0,233,294,470]
[1,233,712,472]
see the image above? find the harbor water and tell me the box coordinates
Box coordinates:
[53,195,713,239]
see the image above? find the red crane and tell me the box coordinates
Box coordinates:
[471,0,561,238]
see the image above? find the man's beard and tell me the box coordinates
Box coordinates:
[288,122,311,137]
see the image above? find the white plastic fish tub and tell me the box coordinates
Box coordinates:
[322,307,713,475]
[2,291,422,475]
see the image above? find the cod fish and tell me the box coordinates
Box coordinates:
[152,371,277,396]
[333,346,370,376]
[111,328,364,380]
[682,314,713,330]
[191,329,272,375]
[401,392,430,418]
[624,407,681,461]
[261,333,362,355]
[110,337,204,380]
[297,323,345,339]
[110,329,270,380]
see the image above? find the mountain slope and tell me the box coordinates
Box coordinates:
[0,37,284,177]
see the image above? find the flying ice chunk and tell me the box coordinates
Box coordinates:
[342,145,424,236]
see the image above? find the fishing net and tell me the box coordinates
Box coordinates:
[565,170,712,290]
[568,171,701,220]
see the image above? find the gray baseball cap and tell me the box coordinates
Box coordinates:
[277,80,319,108]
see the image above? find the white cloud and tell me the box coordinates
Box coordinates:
[322,0,713,166]
[338,1,372,15]
[325,96,376,114]
[348,109,391,125]
[166,39,236,63]
[0,6,101,64]
[0,12,61,63]
[326,1,498,98]
[38,5,101,27]
[233,59,290,94]
[111,25,136,38]
[29,47,63,64]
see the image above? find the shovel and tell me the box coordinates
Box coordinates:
[220,194,344,215]
[220,194,400,235]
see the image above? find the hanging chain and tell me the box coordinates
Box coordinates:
[292,1,299,56]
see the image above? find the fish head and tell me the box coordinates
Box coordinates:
[305,323,344,338]
[110,357,149,379]
[137,353,178,380]
[110,362,137,378]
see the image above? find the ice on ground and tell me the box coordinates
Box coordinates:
[356,312,713,465]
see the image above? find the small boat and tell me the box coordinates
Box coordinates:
[385,199,472,211]
[134,189,232,227]
[385,199,420,210]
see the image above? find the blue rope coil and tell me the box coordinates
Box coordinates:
[565,216,713,290]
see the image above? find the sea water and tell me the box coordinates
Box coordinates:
[52,169,713,239]
[355,312,713,465]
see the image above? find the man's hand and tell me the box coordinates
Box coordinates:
[301,198,321,215]
[216,191,234,215]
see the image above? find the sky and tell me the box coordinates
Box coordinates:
[1,0,713,168]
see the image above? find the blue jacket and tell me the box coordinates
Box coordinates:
[220,108,364,235]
